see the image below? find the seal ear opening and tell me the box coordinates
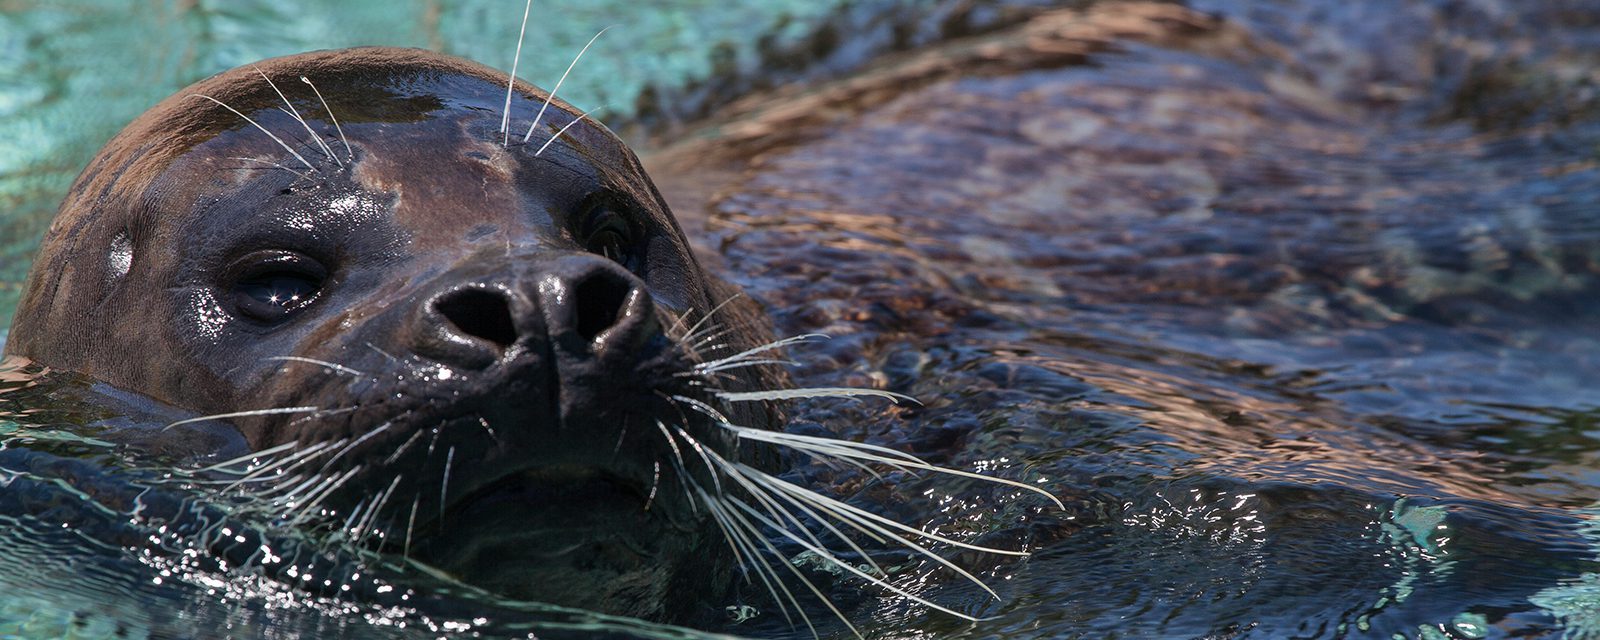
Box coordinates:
[434,288,518,348]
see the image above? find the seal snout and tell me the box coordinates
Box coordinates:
[537,253,661,359]
[409,253,660,369]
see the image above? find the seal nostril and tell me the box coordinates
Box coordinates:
[573,271,632,343]
[435,289,518,348]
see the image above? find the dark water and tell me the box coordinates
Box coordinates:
[3,0,1600,638]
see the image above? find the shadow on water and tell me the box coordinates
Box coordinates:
[3,0,1600,638]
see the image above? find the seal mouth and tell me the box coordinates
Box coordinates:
[439,464,648,533]
[407,462,678,598]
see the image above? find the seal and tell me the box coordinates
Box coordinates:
[2,46,784,622]
[2,41,1061,632]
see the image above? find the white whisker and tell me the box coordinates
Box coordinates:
[301,76,352,162]
[264,355,364,377]
[501,0,534,145]
[163,406,321,431]
[740,463,1008,602]
[522,27,612,143]
[355,474,403,540]
[730,424,1065,509]
[385,428,426,466]
[720,496,858,639]
[226,439,344,490]
[226,156,311,180]
[655,421,699,514]
[256,68,339,166]
[267,356,364,377]
[534,103,606,156]
[319,423,389,471]
[670,426,726,497]
[190,94,315,172]
[743,462,1026,561]
[193,441,301,474]
[717,387,917,404]
[676,293,744,341]
[731,498,990,624]
[288,466,362,525]
[440,446,456,521]
[696,334,828,372]
[404,495,421,560]
[698,489,808,633]
[684,358,798,376]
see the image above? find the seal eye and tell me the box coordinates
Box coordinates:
[582,208,635,267]
[226,251,327,323]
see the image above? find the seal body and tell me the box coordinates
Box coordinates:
[4,47,778,620]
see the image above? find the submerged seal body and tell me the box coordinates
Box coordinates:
[4,47,780,620]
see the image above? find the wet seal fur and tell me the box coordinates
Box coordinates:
[3,46,782,621]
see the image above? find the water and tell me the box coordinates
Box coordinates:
[3,0,1600,638]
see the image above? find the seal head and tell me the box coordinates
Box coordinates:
[5,47,778,620]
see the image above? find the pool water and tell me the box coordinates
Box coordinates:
[3,0,1600,638]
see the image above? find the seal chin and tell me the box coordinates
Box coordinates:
[411,464,697,614]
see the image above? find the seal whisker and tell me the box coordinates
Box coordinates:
[287,465,363,525]
[654,421,697,514]
[716,387,917,404]
[192,441,301,474]
[691,326,740,352]
[403,495,421,560]
[726,424,1064,509]
[365,342,400,363]
[695,487,806,632]
[225,156,312,180]
[352,474,403,542]
[702,444,855,561]
[500,0,535,145]
[439,446,456,521]
[643,460,661,512]
[340,496,370,537]
[255,67,340,166]
[741,461,1025,564]
[695,334,828,372]
[384,427,427,466]
[223,439,346,490]
[262,472,325,507]
[424,424,442,457]
[319,423,390,472]
[707,445,892,558]
[682,321,727,347]
[300,76,352,162]
[190,94,317,173]
[717,495,852,639]
[738,462,1007,601]
[522,27,612,144]
[162,405,321,431]
[669,425,727,498]
[669,394,733,428]
[265,355,366,377]
[283,406,358,429]
[674,293,745,342]
[732,498,992,624]
[475,415,500,445]
[534,103,606,157]
[680,358,798,377]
